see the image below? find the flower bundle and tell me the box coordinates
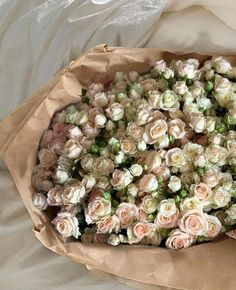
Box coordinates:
[32,56,236,250]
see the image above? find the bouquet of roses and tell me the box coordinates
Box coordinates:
[32,56,236,250]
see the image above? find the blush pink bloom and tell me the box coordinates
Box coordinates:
[97,215,120,234]
[87,83,104,97]
[166,229,195,250]
[116,203,138,228]
[38,148,58,168]
[155,209,179,229]
[138,174,158,192]
[52,123,69,137]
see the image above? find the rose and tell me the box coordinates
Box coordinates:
[140,78,156,91]
[64,139,82,159]
[114,81,127,92]
[173,81,188,95]
[137,207,149,222]
[136,109,151,125]
[163,68,174,79]
[47,185,63,206]
[68,110,88,126]
[83,122,98,138]
[205,117,216,132]
[97,215,120,234]
[147,91,160,109]
[93,156,114,176]
[205,144,229,166]
[215,91,236,108]
[120,139,137,155]
[141,195,158,214]
[111,169,133,189]
[85,196,111,224]
[87,83,104,98]
[153,165,170,180]
[68,126,83,139]
[52,212,80,238]
[129,164,143,177]
[141,150,161,172]
[154,59,166,72]
[133,222,152,240]
[178,210,208,236]
[94,114,107,128]
[225,204,236,225]
[108,234,121,246]
[166,229,195,250]
[93,233,108,244]
[96,176,110,190]
[202,170,220,188]
[189,112,205,133]
[183,142,203,160]
[81,232,94,244]
[127,71,139,82]
[129,83,143,99]
[139,174,158,193]
[114,151,125,165]
[38,148,57,168]
[127,183,139,197]
[106,102,124,121]
[180,197,203,212]
[137,140,147,151]
[183,92,195,105]
[204,215,222,238]
[92,92,108,107]
[155,134,170,149]
[140,229,162,246]
[165,148,186,168]
[192,183,213,201]
[226,140,236,154]
[158,199,177,217]
[143,119,168,144]
[62,183,86,204]
[214,75,231,94]
[32,193,48,210]
[213,187,231,208]
[178,62,196,79]
[213,57,231,74]
[40,130,54,148]
[61,204,81,215]
[81,175,96,192]
[187,58,199,69]
[168,176,181,192]
[194,154,207,168]
[126,122,143,141]
[168,118,186,140]
[159,90,179,111]
[116,203,138,228]
[80,154,94,172]
[155,210,179,229]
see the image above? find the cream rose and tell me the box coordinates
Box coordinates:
[183,142,204,161]
[214,75,231,94]
[139,174,158,192]
[81,175,96,192]
[47,185,63,206]
[205,116,216,133]
[94,113,107,127]
[159,90,179,111]
[116,203,138,228]
[141,195,158,214]
[202,170,220,188]
[158,199,177,217]
[93,156,114,176]
[80,154,94,172]
[189,112,205,133]
[180,197,203,212]
[143,119,168,144]
[68,126,83,139]
[136,109,151,125]
[205,144,229,166]
[165,148,186,168]
[155,209,179,229]
[204,215,222,238]
[173,81,188,95]
[97,215,120,234]
[213,187,231,208]
[111,169,133,190]
[62,183,86,204]
[213,57,231,74]
[52,212,80,238]
[38,148,57,168]
[147,90,160,109]
[194,154,207,168]
[192,183,213,201]
[64,139,82,159]
[55,169,69,184]
[108,234,121,246]
[129,164,143,177]
[32,193,48,210]
[120,139,137,155]
[143,150,162,172]
[178,210,208,236]
[126,122,144,141]
[127,183,139,197]
[106,102,124,121]
[168,176,181,192]
[178,62,196,79]
[166,229,195,250]
[154,59,166,72]
[168,118,186,139]
[85,196,111,224]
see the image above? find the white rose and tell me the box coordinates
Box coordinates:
[194,154,207,168]
[106,102,124,121]
[114,151,125,165]
[226,140,236,154]
[165,148,186,168]
[168,176,181,192]
[187,58,199,69]
[183,142,204,160]
[183,92,195,105]
[82,175,96,192]
[173,81,188,95]
[189,112,205,133]
[120,139,137,155]
[137,140,147,151]
[55,169,69,184]
[213,57,231,74]
[203,170,220,188]
[205,116,216,132]
[136,109,151,125]
[127,183,139,197]
[158,199,177,217]
[108,234,121,246]
[111,169,133,190]
[178,62,196,79]
[68,126,83,139]
[214,75,231,94]
[159,90,179,111]
[92,92,108,107]
[143,119,168,144]
[147,90,160,109]
[94,113,107,127]
[62,183,86,204]
[141,195,158,214]
[225,204,236,225]
[205,144,229,166]
[154,59,166,72]
[208,133,224,145]
[213,187,231,208]
[129,164,143,177]
[52,212,80,238]
[75,110,89,125]
[204,215,222,238]
[189,81,205,97]
[180,196,203,212]
[32,193,48,210]
[197,97,211,110]
[183,103,199,114]
[155,134,170,149]
[163,68,174,79]
[168,118,186,139]
[205,69,215,80]
[64,139,82,159]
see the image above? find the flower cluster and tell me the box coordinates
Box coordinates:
[32,56,236,249]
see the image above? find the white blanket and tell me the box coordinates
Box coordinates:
[1,1,236,289]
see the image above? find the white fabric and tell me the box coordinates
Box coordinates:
[1,0,236,289]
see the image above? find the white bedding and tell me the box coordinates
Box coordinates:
[1,1,236,289]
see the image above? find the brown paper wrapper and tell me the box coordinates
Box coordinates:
[0,45,235,290]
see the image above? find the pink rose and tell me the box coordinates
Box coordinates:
[178,210,208,236]
[204,215,222,239]
[85,196,111,224]
[168,118,186,139]
[97,215,120,234]
[116,203,138,228]
[50,136,66,155]
[83,122,99,138]
[192,183,213,201]
[137,207,149,222]
[52,123,69,137]
[47,185,63,206]
[155,209,179,229]
[202,170,220,188]
[38,148,57,168]
[133,222,152,240]
[111,169,133,190]
[52,212,80,238]
[143,119,168,144]
[126,122,144,141]
[139,174,158,192]
[152,165,170,180]
[166,229,195,250]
